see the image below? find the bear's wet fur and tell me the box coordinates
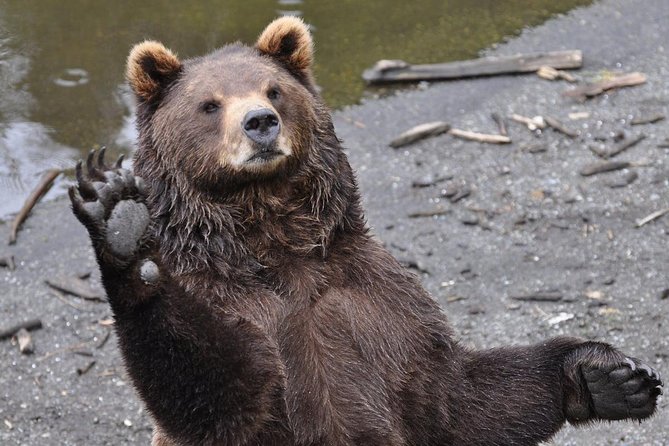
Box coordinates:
[70,17,662,446]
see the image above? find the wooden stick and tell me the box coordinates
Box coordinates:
[449,128,512,144]
[8,169,61,245]
[510,114,546,130]
[636,208,669,228]
[544,116,579,138]
[0,319,43,340]
[631,113,665,126]
[605,134,646,159]
[564,72,647,100]
[579,161,631,177]
[491,113,508,136]
[389,121,451,148]
[363,50,583,84]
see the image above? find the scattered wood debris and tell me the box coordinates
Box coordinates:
[635,207,669,228]
[448,128,512,144]
[407,208,450,219]
[363,50,582,84]
[0,255,16,270]
[411,174,451,188]
[609,134,646,158]
[510,291,563,302]
[77,361,97,376]
[606,170,638,188]
[564,72,647,101]
[544,115,579,137]
[389,121,451,148]
[579,160,631,177]
[537,66,576,82]
[45,275,105,302]
[8,169,61,245]
[0,319,43,341]
[511,114,546,130]
[16,328,34,354]
[568,111,591,120]
[440,183,471,203]
[490,113,508,136]
[631,113,665,126]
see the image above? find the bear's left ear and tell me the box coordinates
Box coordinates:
[256,17,314,77]
[126,41,182,104]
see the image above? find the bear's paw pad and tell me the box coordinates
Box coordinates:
[582,357,663,421]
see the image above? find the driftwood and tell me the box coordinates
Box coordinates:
[449,128,511,144]
[389,121,451,148]
[536,66,576,82]
[8,169,61,245]
[363,50,583,84]
[564,72,647,100]
[0,319,43,341]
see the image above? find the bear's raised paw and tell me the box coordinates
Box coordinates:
[69,148,150,264]
[582,357,663,421]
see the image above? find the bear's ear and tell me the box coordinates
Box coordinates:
[255,17,314,76]
[126,41,182,104]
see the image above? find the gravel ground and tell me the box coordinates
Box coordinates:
[1,0,668,444]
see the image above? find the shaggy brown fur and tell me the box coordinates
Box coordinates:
[70,17,662,446]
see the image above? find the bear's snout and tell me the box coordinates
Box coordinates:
[242,108,280,147]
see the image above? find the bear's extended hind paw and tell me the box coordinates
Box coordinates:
[70,148,150,262]
[582,357,663,421]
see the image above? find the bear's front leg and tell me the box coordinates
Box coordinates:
[564,341,663,423]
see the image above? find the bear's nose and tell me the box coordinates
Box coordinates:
[242,109,280,146]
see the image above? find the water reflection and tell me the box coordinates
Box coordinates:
[0,0,592,218]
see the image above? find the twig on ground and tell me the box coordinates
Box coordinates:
[8,169,61,245]
[448,128,512,144]
[635,208,669,228]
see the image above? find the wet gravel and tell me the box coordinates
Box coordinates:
[1,0,668,444]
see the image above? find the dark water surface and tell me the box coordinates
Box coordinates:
[0,0,592,218]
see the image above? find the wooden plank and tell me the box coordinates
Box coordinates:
[363,50,582,84]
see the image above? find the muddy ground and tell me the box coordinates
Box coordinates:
[1,0,668,444]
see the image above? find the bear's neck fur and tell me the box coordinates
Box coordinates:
[133,106,367,294]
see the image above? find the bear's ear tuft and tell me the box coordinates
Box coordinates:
[126,41,182,103]
[256,17,313,75]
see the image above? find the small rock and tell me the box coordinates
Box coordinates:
[16,328,34,355]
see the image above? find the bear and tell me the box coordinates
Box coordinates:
[69,16,663,446]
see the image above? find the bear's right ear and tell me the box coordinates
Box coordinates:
[126,41,182,104]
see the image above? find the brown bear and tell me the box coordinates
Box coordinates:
[70,17,663,446]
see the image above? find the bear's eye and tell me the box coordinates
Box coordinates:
[202,102,220,114]
[267,88,281,101]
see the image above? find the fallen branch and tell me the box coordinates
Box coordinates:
[636,208,669,228]
[389,121,451,148]
[0,319,43,341]
[537,66,576,82]
[363,50,583,84]
[631,113,665,126]
[511,291,563,302]
[449,128,512,144]
[8,169,61,245]
[564,72,647,101]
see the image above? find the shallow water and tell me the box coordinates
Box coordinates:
[0,0,592,218]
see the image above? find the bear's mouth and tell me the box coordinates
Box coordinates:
[246,148,285,164]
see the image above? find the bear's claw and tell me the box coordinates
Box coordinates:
[70,148,150,262]
[582,357,663,421]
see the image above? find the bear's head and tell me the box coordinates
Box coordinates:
[126,17,329,191]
